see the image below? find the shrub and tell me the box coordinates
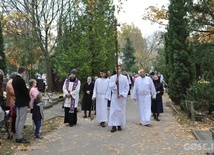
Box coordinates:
[186,78,214,111]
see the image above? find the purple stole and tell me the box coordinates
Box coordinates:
[66,77,79,113]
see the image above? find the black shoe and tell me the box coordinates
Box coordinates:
[144,124,151,127]
[35,135,43,139]
[16,138,30,143]
[100,122,105,127]
[7,134,13,139]
[155,118,160,121]
[117,126,122,131]
[153,114,157,119]
[111,126,116,133]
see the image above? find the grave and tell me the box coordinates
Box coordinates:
[192,130,214,155]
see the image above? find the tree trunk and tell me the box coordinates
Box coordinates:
[45,56,53,92]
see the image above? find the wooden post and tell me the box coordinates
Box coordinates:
[115,19,119,95]
[190,101,195,121]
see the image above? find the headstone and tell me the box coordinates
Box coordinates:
[193,130,212,141]
[210,128,214,140]
[37,79,44,92]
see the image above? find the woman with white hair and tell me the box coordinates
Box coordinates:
[151,74,164,121]
[82,76,94,118]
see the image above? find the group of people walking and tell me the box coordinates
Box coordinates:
[0,65,164,145]
[1,64,164,145]
[62,66,164,132]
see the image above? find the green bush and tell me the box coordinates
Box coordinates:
[186,78,214,111]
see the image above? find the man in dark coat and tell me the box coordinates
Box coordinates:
[12,66,30,143]
[82,76,94,118]
[151,75,164,121]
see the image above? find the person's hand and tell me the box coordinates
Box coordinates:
[92,97,95,100]
[87,91,90,94]
[117,94,122,99]
[66,94,71,98]
[115,77,119,84]
[157,91,160,94]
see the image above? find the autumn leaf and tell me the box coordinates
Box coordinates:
[13,12,20,19]
[17,29,22,34]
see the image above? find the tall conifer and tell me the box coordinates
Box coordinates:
[165,0,195,104]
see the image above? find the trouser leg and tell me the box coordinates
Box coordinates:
[15,108,20,138]
[34,120,41,135]
[16,106,28,139]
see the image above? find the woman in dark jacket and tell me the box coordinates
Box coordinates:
[151,75,164,121]
[82,77,94,118]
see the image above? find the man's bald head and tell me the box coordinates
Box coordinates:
[139,69,146,77]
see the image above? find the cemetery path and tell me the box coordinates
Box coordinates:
[15,95,199,155]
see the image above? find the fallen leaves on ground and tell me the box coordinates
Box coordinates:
[0,116,64,155]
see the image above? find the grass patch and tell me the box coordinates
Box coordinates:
[0,116,63,155]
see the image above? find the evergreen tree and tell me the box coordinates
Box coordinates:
[122,38,135,71]
[52,0,116,81]
[0,21,6,73]
[165,0,195,104]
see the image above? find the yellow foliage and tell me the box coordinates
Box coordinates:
[143,5,167,25]
[13,12,20,19]
[16,29,22,34]
[189,26,214,43]
[1,15,11,24]
[45,23,50,29]
[198,79,209,84]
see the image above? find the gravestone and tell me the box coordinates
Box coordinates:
[210,128,214,140]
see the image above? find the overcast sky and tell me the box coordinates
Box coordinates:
[115,0,169,37]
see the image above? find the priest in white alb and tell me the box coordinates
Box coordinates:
[107,65,129,132]
[92,70,109,127]
[131,69,156,127]
[63,69,81,127]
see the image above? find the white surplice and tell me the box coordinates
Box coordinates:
[62,78,81,108]
[108,74,129,127]
[131,76,156,125]
[92,78,109,123]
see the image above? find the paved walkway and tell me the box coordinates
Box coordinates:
[16,96,197,155]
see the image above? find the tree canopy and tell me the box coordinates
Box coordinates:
[51,0,116,82]
[165,0,195,104]
[0,21,6,74]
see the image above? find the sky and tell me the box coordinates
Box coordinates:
[115,0,169,37]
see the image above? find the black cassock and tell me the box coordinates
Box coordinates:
[82,82,94,111]
[151,81,164,114]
